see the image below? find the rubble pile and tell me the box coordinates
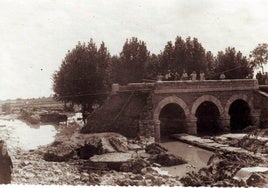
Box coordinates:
[113,168,182,186]
[11,150,96,185]
[180,151,266,187]
[233,129,268,154]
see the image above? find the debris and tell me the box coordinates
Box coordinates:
[145,143,168,154]
[180,151,265,187]
[149,153,187,167]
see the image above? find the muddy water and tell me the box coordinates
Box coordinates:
[160,141,214,177]
[0,117,57,151]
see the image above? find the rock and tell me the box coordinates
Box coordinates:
[234,166,268,186]
[90,152,132,163]
[144,174,155,180]
[152,177,164,186]
[99,137,116,153]
[141,167,158,175]
[43,143,75,162]
[89,153,133,171]
[131,158,151,174]
[150,153,187,166]
[108,136,128,152]
[77,143,100,159]
[127,143,142,151]
[71,132,129,157]
[246,172,268,187]
[145,143,168,154]
[133,174,143,180]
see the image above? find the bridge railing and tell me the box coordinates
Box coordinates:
[111,79,259,94]
[155,79,259,92]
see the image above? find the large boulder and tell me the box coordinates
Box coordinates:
[44,132,130,162]
[88,153,133,171]
[71,132,129,155]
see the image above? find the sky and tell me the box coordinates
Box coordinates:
[1,0,268,100]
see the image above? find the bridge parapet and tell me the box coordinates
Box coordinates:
[155,79,259,93]
[112,83,155,93]
[112,79,259,94]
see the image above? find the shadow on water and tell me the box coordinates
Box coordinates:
[160,138,214,177]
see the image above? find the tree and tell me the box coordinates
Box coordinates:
[249,43,268,74]
[159,36,207,78]
[205,51,216,79]
[159,41,174,74]
[117,37,150,84]
[215,47,252,79]
[53,39,110,114]
[144,53,160,80]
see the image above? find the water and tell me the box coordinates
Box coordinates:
[0,116,57,151]
[160,141,214,177]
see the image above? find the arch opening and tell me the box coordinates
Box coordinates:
[228,99,251,132]
[195,101,222,136]
[159,103,186,141]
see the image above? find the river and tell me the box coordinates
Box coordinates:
[160,140,214,177]
[0,115,57,151]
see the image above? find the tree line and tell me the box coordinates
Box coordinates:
[53,36,268,113]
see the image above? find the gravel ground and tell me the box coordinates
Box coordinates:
[1,115,183,186]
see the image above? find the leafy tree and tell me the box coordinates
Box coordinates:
[160,41,174,74]
[144,53,160,80]
[159,36,207,77]
[249,43,268,73]
[53,39,110,113]
[215,47,252,79]
[205,51,216,79]
[106,55,121,85]
[116,37,150,84]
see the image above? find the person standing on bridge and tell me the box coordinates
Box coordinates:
[181,70,188,80]
[0,140,13,184]
[220,73,226,80]
[190,71,197,81]
[199,71,205,81]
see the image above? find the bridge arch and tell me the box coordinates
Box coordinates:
[153,96,190,120]
[191,95,224,135]
[153,96,190,141]
[191,95,224,115]
[225,94,253,113]
[225,94,254,131]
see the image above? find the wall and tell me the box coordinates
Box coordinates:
[81,91,150,138]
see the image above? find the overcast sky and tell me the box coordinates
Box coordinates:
[1,0,268,100]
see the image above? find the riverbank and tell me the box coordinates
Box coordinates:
[1,114,267,186]
[1,115,184,186]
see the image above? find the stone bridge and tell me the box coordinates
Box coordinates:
[112,79,263,142]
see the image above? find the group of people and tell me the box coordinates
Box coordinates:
[159,70,206,81]
[256,71,268,85]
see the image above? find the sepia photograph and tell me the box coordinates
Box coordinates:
[0,0,268,187]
